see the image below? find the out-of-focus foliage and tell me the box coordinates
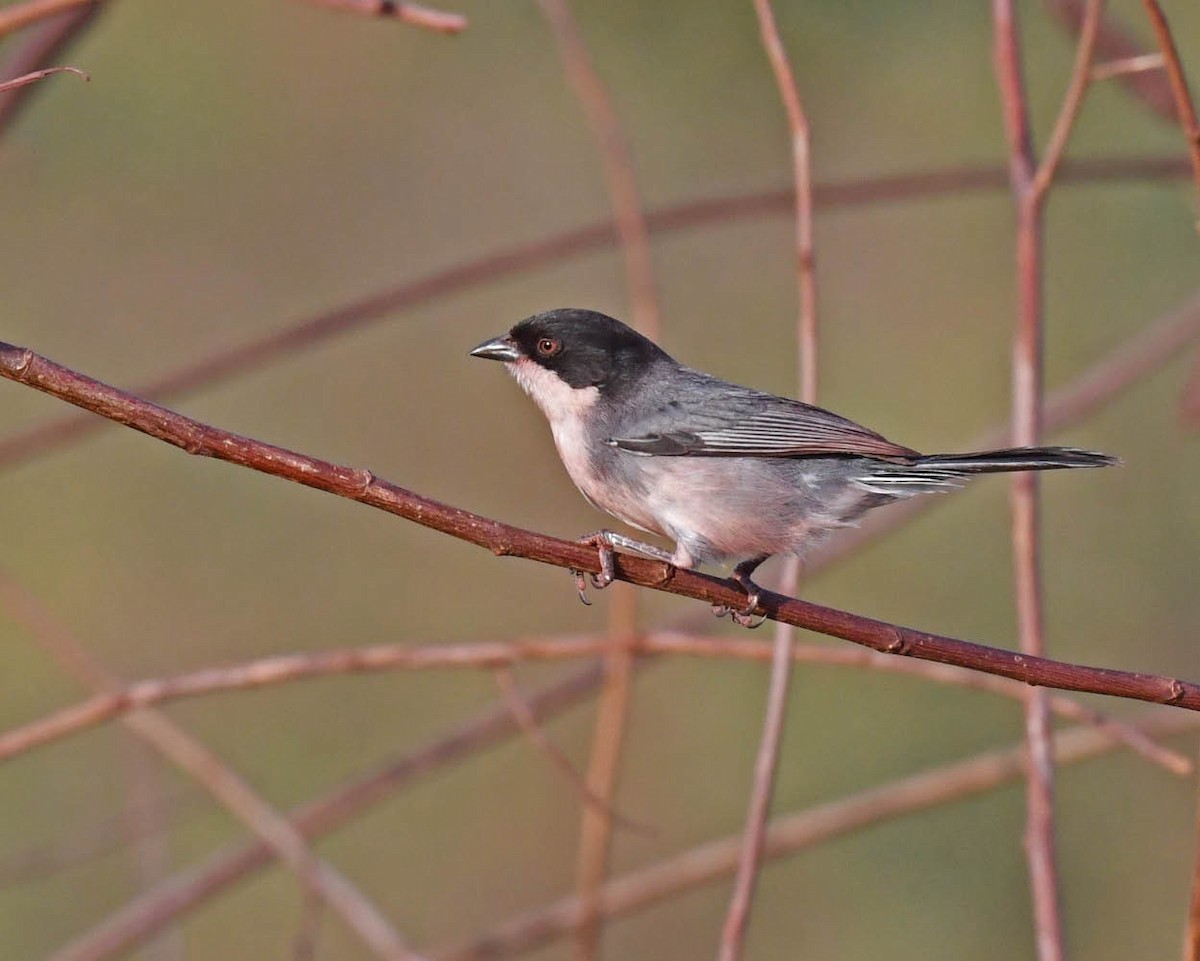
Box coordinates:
[0,1,1197,958]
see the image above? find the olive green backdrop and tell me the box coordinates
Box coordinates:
[0,1,1198,958]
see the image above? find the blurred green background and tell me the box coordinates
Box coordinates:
[1,1,1198,958]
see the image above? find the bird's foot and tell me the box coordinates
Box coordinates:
[570,530,674,605]
[712,565,769,629]
[570,532,616,605]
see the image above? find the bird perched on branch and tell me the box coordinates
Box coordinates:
[470,308,1116,626]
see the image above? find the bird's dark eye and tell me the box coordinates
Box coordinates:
[535,337,561,358]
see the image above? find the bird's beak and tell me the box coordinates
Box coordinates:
[469,335,520,363]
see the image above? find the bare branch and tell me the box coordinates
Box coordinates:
[649,633,1192,776]
[570,615,636,961]
[0,571,425,961]
[1139,0,1200,214]
[434,708,1200,961]
[532,7,661,953]
[993,0,1088,952]
[0,341,1197,710]
[0,0,94,38]
[1185,742,1200,961]
[2,629,1196,774]
[536,0,660,339]
[48,662,608,961]
[0,63,87,93]
[720,3,815,957]
[1033,0,1104,197]
[494,667,653,836]
[0,1,100,136]
[39,622,1193,960]
[0,156,1190,475]
[1042,0,1176,121]
[1091,53,1165,82]
[814,286,1200,570]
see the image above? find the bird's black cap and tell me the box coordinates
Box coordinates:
[477,308,671,392]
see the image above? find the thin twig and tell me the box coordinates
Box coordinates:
[1182,357,1200,429]
[0,63,87,93]
[299,0,466,34]
[0,155,1189,475]
[1041,0,1176,121]
[1091,53,1165,82]
[0,1,100,137]
[493,667,653,835]
[570,610,636,961]
[1033,0,1105,198]
[0,341,1197,709]
[293,887,326,961]
[40,623,1193,961]
[117,738,183,961]
[994,1,1107,955]
[812,286,1200,571]
[536,0,660,339]
[533,5,661,953]
[0,0,94,38]
[720,3,815,957]
[647,633,1191,776]
[0,571,425,961]
[1139,0,1200,213]
[2,630,1193,774]
[433,708,1200,961]
[1185,739,1200,961]
[48,662,609,961]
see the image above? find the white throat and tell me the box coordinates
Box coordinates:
[506,357,600,424]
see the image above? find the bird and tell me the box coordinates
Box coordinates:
[470,307,1117,626]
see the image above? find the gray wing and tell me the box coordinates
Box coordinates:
[606,370,919,463]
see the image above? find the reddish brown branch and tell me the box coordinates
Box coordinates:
[1182,357,1200,429]
[493,667,653,836]
[1186,744,1200,961]
[0,1,99,136]
[0,0,94,37]
[814,286,1200,571]
[0,156,1189,476]
[0,342,1198,707]
[1140,0,1200,211]
[0,63,86,93]
[48,662,608,961]
[0,570,424,961]
[994,2,1061,956]
[570,621,635,961]
[532,7,660,952]
[536,0,659,340]
[720,4,814,958]
[435,708,1200,961]
[40,627,1192,961]
[300,0,466,34]
[0,631,1191,773]
[993,1,1105,955]
[1042,0,1176,121]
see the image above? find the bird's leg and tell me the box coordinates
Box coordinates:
[571,530,674,604]
[712,555,770,629]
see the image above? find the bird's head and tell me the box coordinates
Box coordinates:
[470,308,669,417]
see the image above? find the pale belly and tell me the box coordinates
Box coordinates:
[551,416,854,565]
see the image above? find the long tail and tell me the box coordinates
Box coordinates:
[917,446,1119,473]
[852,446,1117,495]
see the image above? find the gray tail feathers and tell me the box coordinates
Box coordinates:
[852,446,1117,496]
[916,446,1119,473]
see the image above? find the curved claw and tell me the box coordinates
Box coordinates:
[571,570,593,606]
[713,567,769,628]
[711,596,768,629]
[571,533,618,605]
